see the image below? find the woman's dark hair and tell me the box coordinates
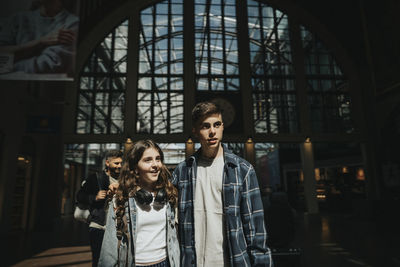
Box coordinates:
[114,140,178,242]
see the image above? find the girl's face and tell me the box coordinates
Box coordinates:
[136,147,162,189]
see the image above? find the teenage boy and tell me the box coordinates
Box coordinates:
[172,102,273,267]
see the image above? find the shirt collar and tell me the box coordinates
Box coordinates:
[188,143,238,168]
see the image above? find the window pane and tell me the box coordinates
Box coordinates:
[76,21,127,134]
[195,0,240,91]
[252,77,298,134]
[137,0,184,134]
[248,1,296,134]
[158,143,186,165]
[301,26,354,133]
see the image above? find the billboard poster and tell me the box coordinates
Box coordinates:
[0,0,79,81]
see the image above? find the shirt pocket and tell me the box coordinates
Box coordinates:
[223,182,242,216]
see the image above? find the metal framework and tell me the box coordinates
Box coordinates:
[248,1,297,134]
[75,0,354,137]
[194,0,240,91]
[137,1,184,134]
[301,26,353,133]
[76,20,128,134]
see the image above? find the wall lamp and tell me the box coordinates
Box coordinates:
[186,137,193,144]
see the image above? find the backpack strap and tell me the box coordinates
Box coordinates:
[95,172,102,191]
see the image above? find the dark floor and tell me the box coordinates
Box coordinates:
[292,212,399,267]
[3,209,400,267]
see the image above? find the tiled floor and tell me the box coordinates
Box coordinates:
[5,211,400,267]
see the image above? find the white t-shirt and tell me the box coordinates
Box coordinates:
[194,155,229,267]
[135,195,167,264]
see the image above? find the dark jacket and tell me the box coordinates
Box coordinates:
[76,171,110,226]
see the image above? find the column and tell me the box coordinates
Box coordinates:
[300,139,319,213]
[244,137,255,166]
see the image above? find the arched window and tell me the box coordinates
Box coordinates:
[75,0,355,136]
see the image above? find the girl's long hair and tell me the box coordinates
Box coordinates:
[114,139,178,241]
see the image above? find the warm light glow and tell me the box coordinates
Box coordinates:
[342,166,348,173]
[18,156,25,161]
[317,194,326,199]
[321,217,331,241]
[305,137,311,143]
[315,168,321,181]
[356,168,365,181]
[244,137,255,165]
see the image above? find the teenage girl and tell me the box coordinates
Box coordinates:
[98,140,180,267]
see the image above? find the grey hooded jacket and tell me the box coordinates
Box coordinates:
[98,197,180,266]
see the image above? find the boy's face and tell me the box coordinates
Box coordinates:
[193,113,224,152]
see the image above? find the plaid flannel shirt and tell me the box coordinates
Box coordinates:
[172,144,273,267]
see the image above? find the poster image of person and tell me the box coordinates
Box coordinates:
[0,0,79,81]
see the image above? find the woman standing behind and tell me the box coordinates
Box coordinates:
[99,140,180,267]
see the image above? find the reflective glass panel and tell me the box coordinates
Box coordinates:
[248,1,297,134]
[137,0,184,134]
[195,0,240,91]
[301,26,354,133]
[76,20,127,134]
